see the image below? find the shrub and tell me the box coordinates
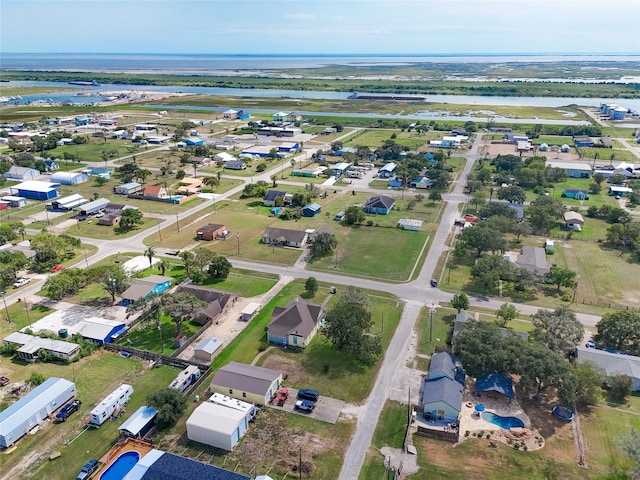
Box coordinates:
[561,294,571,302]
[465,430,470,437]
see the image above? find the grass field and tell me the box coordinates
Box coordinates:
[125,315,201,353]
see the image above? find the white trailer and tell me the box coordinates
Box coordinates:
[89,384,133,426]
[169,365,202,392]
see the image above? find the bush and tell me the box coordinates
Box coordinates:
[465,430,470,437]
[28,372,46,385]
[561,294,571,302]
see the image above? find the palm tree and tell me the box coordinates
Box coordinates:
[158,258,170,276]
[179,250,194,277]
[145,245,156,268]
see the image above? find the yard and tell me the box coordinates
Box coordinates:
[124,315,201,354]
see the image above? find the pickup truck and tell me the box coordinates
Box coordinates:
[55,399,82,423]
[295,399,315,413]
[77,459,99,480]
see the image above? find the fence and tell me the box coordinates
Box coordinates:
[103,343,200,369]
[415,425,459,443]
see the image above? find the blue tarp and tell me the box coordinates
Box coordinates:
[476,371,514,398]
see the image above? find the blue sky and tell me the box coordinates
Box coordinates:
[2,0,639,55]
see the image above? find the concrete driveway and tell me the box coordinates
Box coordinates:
[266,387,344,424]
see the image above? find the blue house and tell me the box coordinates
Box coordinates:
[44,159,59,171]
[388,176,403,188]
[561,189,589,200]
[363,195,396,214]
[302,203,322,217]
[419,352,465,423]
[184,137,204,146]
[120,275,172,305]
[409,177,433,189]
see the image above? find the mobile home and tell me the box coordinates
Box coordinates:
[89,384,133,426]
[169,366,202,393]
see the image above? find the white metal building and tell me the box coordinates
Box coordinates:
[0,377,76,448]
[89,384,133,426]
[186,402,249,451]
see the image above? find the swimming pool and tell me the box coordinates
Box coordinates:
[482,412,524,429]
[100,451,140,480]
[167,195,185,201]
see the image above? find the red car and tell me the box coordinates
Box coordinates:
[0,376,9,386]
[51,265,64,273]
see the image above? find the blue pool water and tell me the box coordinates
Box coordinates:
[100,451,140,480]
[482,412,525,429]
[167,195,185,201]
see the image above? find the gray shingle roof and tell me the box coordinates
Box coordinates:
[263,227,307,244]
[419,376,463,413]
[211,362,281,397]
[268,297,323,340]
[576,347,640,380]
[516,246,551,274]
[365,195,396,209]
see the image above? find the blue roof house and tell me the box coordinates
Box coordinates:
[302,203,322,217]
[419,351,465,423]
[388,176,403,188]
[378,162,397,178]
[363,195,396,214]
[184,137,204,146]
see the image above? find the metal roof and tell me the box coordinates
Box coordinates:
[5,332,80,355]
[118,405,158,437]
[0,378,75,437]
[187,402,247,436]
[77,198,110,214]
[10,180,59,193]
[195,337,223,355]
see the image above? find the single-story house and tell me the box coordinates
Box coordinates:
[4,332,80,363]
[278,142,299,152]
[187,401,249,451]
[210,361,283,405]
[118,405,158,439]
[50,171,88,185]
[302,203,322,217]
[44,159,59,171]
[426,351,466,384]
[3,243,36,262]
[224,160,247,170]
[177,177,203,194]
[561,189,589,200]
[143,184,167,199]
[363,195,396,214]
[410,177,433,189]
[114,182,143,195]
[563,211,585,230]
[515,246,552,276]
[0,195,27,208]
[378,162,397,178]
[120,275,172,305]
[262,227,308,248]
[475,371,515,399]
[0,377,77,448]
[330,162,351,178]
[47,193,88,211]
[98,213,121,226]
[196,223,229,241]
[194,337,224,363]
[388,176,403,188]
[575,347,640,392]
[267,297,325,349]
[214,152,237,163]
[223,109,239,120]
[263,190,289,207]
[398,218,423,231]
[174,284,239,324]
[546,160,592,178]
[609,185,633,197]
[573,135,594,147]
[9,181,59,200]
[5,166,40,180]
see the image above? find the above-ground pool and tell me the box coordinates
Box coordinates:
[100,451,140,480]
[482,411,525,429]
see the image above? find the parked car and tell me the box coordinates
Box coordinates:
[51,265,64,273]
[55,399,82,423]
[430,279,438,288]
[0,376,9,386]
[295,399,315,413]
[297,389,320,402]
[77,459,99,480]
[13,278,30,288]
[586,340,596,349]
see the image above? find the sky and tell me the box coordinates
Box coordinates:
[1,0,639,55]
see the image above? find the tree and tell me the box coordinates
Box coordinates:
[452,320,515,378]
[305,277,318,296]
[608,374,633,403]
[192,247,216,273]
[145,245,156,268]
[96,265,129,303]
[616,428,640,480]
[208,255,232,280]
[161,292,206,334]
[428,190,442,203]
[147,388,187,430]
[516,342,571,399]
[310,232,337,258]
[451,293,469,313]
[594,311,640,355]
[526,195,564,234]
[458,224,507,257]
[546,264,577,292]
[95,176,109,187]
[119,208,143,230]
[471,189,488,209]
[496,303,518,327]
[343,205,365,225]
[567,360,605,407]
[471,254,514,291]
[531,305,583,354]
[179,250,195,277]
[323,286,382,364]
[43,269,88,300]
[157,258,170,276]
[497,185,526,204]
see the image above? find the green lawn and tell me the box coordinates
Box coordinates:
[360,401,409,480]
[124,315,201,353]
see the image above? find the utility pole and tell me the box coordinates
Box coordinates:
[176,214,180,233]
[24,297,32,328]
[0,291,10,323]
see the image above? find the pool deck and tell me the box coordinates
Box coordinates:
[457,390,545,451]
[95,438,154,478]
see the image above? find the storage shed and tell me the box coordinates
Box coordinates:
[47,193,88,211]
[194,337,224,363]
[0,377,77,448]
[5,166,40,180]
[240,302,261,321]
[114,182,143,195]
[0,195,27,208]
[186,402,249,451]
[77,198,110,216]
[302,203,322,217]
[118,405,158,439]
[50,172,88,185]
